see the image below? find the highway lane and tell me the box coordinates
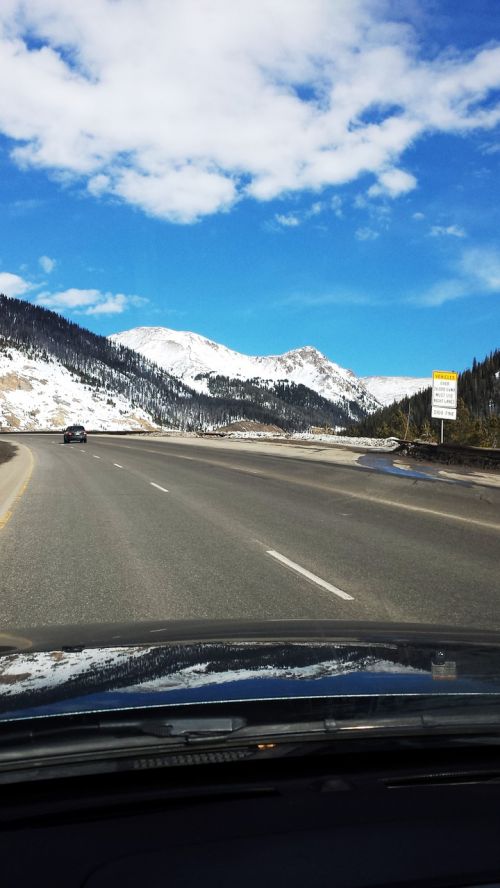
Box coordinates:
[0,433,498,631]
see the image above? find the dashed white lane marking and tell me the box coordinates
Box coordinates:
[266,549,354,601]
[113,463,123,469]
[80,449,86,453]
[150,482,169,493]
[92,455,101,459]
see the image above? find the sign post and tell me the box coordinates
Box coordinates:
[431,371,458,442]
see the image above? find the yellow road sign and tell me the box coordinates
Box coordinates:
[433,371,458,382]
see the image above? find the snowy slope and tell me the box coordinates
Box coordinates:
[362,376,431,406]
[110,326,379,413]
[0,345,159,431]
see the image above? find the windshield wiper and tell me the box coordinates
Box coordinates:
[0,716,247,749]
[1,706,500,768]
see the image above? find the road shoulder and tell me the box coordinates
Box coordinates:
[0,440,34,529]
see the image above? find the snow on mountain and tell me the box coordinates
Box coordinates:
[362,376,431,406]
[0,345,158,431]
[110,326,379,415]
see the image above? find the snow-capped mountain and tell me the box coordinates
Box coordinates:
[0,345,159,431]
[110,326,380,415]
[362,376,431,407]
[0,297,432,432]
[1,297,374,432]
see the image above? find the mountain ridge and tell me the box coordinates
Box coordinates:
[362,375,431,406]
[0,296,371,431]
[111,325,432,412]
[110,325,378,416]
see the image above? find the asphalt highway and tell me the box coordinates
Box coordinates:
[0,433,499,631]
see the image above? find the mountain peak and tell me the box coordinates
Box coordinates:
[110,325,380,416]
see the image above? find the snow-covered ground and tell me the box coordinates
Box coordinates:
[362,375,431,406]
[0,345,159,431]
[111,326,380,414]
[223,430,400,450]
[289,433,400,449]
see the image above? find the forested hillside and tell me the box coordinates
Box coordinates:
[348,350,500,446]
[204,375,363,427]
[0,295,366,430]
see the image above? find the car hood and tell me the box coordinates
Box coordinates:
[1,620,500,722]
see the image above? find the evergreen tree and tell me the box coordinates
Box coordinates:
[349,350,499,445]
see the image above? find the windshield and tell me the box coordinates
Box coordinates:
[0,0,499,725]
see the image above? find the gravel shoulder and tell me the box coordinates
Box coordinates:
[0,441,17,466]
[0,440,34,526]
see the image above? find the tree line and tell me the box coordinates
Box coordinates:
[347,349,500,446]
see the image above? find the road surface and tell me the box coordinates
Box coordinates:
[0,433,498,630]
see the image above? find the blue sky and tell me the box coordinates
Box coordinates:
[0,0,499,377]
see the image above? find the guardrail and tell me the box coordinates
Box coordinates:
[396,440,500,471]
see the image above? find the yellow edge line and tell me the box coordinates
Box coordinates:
[0,446,34,531]
[0,510,13,530]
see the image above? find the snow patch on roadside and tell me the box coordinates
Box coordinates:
[223,431,400,450]
[290,433,400,450]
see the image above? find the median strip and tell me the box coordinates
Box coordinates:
[266,549,354,601]
[150,482,169,493]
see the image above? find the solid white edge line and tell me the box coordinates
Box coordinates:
[150,482,169,493]
[266,549,354,601]
[113,463,123,468]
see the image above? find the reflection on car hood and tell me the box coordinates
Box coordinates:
[1,619,500,721]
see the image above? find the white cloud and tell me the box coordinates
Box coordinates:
[429,224,466,238]
[39,255,56,273]
[368,169,417,199]
[355,226,379,241]
[273,200,330,228]
[275,213,301,227]
[0,271,33,298]
[412,211,425,220]
[0,2,498,222]
[415,246,500,306]
[35,288,147,315]
[459,247,500,290]
[481,142,500,156]
[307,201,323,217]
[86,294,128,315]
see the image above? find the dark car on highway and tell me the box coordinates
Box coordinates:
[63,425,87,444]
